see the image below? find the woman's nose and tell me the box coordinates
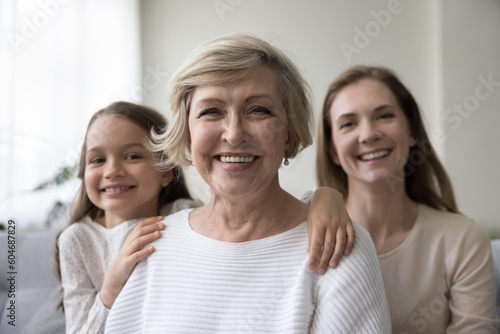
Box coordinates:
[358,120,381,144]
[222,113,249,146]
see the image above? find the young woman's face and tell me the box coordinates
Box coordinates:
[328,79,416,188]
[84,115,171,222]
[188,66,292,200]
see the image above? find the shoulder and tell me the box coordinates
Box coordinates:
[58,217,93,244]
[351,221,379,260]
[158,208,193,234]
[160,198,203,216]
[419,205,489,244]
[315,222,390,330]
[58,218,99,261]
[324,222,380,281]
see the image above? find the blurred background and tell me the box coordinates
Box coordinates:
[1,0,499,235]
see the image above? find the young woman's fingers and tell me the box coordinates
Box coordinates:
[317,232,336,274]
[307,226,326,271]
[344,223,356,255]
[329,228,347,268]
[307,220,313,253]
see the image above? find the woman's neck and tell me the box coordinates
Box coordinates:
[189,186,308,242]
[346,180,419,254]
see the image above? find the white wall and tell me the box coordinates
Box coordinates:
[140,0,500,228]
[441,0,500,227]
[0,0,143,230]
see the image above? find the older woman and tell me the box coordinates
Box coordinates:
[316,65,499,333]
[105,34,390,333]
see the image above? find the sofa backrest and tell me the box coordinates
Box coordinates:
[0,231,61,333]
[491,239,500,319]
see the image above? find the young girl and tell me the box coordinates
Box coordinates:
[56,101,353,333]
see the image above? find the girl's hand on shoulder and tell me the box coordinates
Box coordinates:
[307,187,355,275]
[99,216,165,308]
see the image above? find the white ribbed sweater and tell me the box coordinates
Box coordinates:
[105,209,391,333]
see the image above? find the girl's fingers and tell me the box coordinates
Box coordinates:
[136,221,165,237]
[128,230,162,253]
[329,228,347,269]
[132,216,164,231]
[127,245,155,266]
[344,223,356,255]
[307,226,326,271]
[127,216,164,240]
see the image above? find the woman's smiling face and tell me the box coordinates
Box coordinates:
[188,66,292,200]
[328,79,416,188]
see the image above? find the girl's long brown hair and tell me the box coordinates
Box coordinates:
[316,65,458,213]
[54,102,192,309]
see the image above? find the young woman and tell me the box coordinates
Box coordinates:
[316,65,499,333]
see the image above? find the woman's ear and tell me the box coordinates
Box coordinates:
[284,124,298,153]
[160,170,174,188]
[285,130,293,150]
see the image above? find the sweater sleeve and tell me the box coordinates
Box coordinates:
[59,227,109,334]
[311,223,391,333]
[446,222,499,333]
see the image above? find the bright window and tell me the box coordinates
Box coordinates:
[0,0,142,230]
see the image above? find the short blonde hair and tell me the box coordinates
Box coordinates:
[152,33,314,168]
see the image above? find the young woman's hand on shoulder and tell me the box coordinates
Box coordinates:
[307,187,355,274]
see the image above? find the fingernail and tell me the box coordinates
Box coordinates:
[330,261,337,268]
[308,263,315,271]
[318,266,325,274]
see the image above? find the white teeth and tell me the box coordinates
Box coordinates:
[104,187,129,193]
[360,150,389,161]
[219,156,255,163]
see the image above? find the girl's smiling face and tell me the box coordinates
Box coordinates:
[329,79,416,189]
[84,115,171,224]
[188,65,292,201]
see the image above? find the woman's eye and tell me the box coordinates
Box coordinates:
[126,154,141,160]
[199,108,220,117]
[250,106,272,115]
[339,121,353,130]
[379,113,394,120]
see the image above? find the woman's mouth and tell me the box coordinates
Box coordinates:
[218,155,256,163]
[358,150,390,161]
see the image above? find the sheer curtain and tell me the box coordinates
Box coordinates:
[0,0,142,230]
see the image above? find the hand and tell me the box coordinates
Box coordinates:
[307,187,355,274]
[99,216,165,308]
